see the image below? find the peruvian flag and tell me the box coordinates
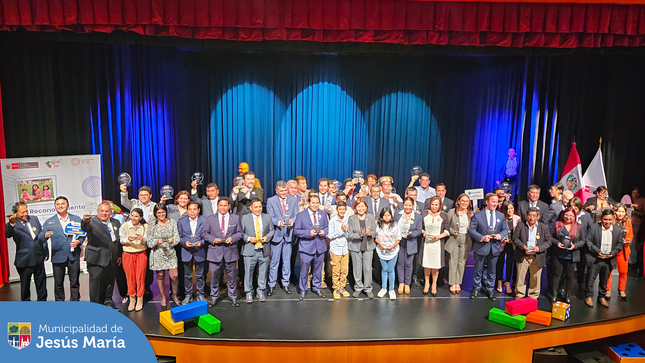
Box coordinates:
[581,147,607,204]
[559,142,583,199]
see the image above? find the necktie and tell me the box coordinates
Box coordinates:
[255,216,262,248]
[212,199,217,213]
[313,211,318,226]
[281,198,286,214]
[25,221,36,239]
[220,215,226,235]
[489,211,495,229]
[106,222,116,241]
[321,195,325,206]
[374,200,378,215]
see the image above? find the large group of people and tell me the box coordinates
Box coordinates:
[6,162,645,313]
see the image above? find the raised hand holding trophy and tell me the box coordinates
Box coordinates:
[192,172,204,185]
[160,185,174,200]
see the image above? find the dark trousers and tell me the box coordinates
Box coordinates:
[209,260,238,300]
[552,257,576,298]
[184,259,205,297]
[115,259,128,299]
[299,251,324,293]
[585,258,612,298]
[52,259,80,301]
[496,246,515,284]
[396,249,415,285]
[87,261,116,304]
[473,252,498,292]
[17,263,47,301]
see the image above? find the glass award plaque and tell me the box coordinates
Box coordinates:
[191,172,204,185]
[160,185,174,199]
[118,172,132,187]
[411,166,423,176]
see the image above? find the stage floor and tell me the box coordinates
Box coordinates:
[2,265,644,343]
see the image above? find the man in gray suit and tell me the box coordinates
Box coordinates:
[435,183,454,212]
[232,171,264,216]
[241,198,275,303]
[365,184,390,217]
[190,181,220,217]
[120,184,156,223]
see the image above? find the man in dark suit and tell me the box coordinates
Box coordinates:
[39,196,85,301]
[584,208,624,308]
[266,180,298,295]
[516,184,549,223]
[468,193,509,301]
[435,183,454,212]
[513,207,552,299]
[190,182,220,217]
[233,171,264,216]
[177,202,207,304]
[294,194,329,300]
[241,198,275,303]
[6,202,49,301]
[202,197,244,307]
[81,202,121,306]
[365,184,390,217]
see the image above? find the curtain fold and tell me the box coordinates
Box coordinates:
[0,71,8,285]
[3,0,645,47]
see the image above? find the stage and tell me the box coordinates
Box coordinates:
[2,266,645,362]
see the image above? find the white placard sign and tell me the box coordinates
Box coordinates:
[465,188,485,200]
[2,154,102,280]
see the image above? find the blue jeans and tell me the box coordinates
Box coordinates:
[380,256,398,291]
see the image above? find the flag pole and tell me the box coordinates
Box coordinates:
[599,137,602,149]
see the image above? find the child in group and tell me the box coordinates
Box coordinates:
[20,188,30,201]
[42,185,52,200]
[375,208,401,300]
[327,201,351,299]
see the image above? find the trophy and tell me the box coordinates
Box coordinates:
[333,179,342,192]
[501,181,512,195]
[118,172,132,187]
[488,225,496,238]
[601,242,611,255]
[84,201,98,215]
[352,170,364,180]
[314,222,321,234]
[191,172,204,185]
[563,235,571,249]
[234,176,244,187]
[160,185,174,199]
[411,166,423,176]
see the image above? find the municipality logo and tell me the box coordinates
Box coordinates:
[8,322,31,350]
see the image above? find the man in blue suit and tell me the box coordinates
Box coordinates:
[6,202,49,301]
[201,197,244,307]
[468,193,509,301]
[294,194,328,300]
[39,196,85,301]
[177,202,207,304]
[266,180,298,295]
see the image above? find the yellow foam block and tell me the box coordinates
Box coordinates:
[160,310,184,335]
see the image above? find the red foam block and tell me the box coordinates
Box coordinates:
[505,297,538,316]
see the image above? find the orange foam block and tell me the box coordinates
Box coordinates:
[526,310,552,326]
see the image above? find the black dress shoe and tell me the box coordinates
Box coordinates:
[282,285,292,294]
[208,296,220,307]
[313,290,325,298]
[229,298,240,307]
[563,296,571,304]
[298,292,306,301]
[104,301,118,310]
[470,290,479,300]
[267,286,275,296]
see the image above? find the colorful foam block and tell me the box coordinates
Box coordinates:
[606,343,645,362]
[551,302,570,321]
[488,308,526,330]
[159,310,184,335]
[195,313,221,335]
[170,300,208,322]
[526,310,552,326]
[505,297,538,316]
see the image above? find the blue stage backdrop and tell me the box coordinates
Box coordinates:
[1,35,644,204]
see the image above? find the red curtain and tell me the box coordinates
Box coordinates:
[0,72,7,285]
[1,0,645,47]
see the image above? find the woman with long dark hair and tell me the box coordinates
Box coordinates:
[551,207,585,303]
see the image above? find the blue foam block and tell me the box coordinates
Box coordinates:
[170,300,208,322]
[608,343,645,359]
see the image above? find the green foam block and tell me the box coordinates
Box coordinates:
[195,313,221,334]
[488,307,526,330]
